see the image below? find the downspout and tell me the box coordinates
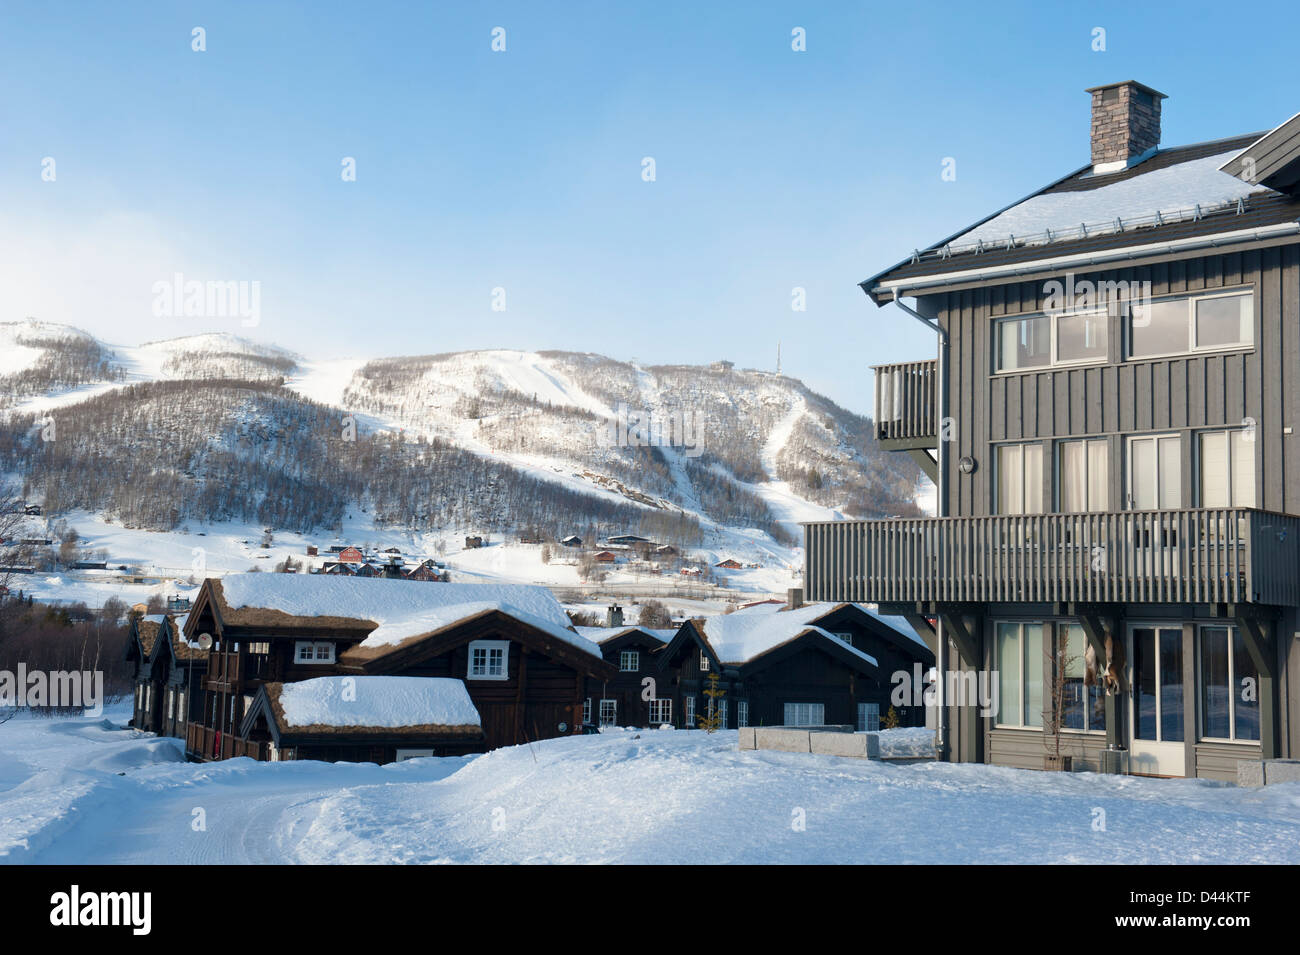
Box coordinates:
[891,294,950,760]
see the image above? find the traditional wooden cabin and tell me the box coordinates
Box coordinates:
[240,676,484,762]
[576,625,676,727]
[125,615,167,733]
[182,574,616,761]
[147,614,208,739]
[714,558,742,570]
[655,599,932,731]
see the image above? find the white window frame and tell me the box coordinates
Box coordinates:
[598,698,617,727]
[294,640,335,664]
[1125,433,1182,511]
[783,702,825,727]
[699,651,710,672]
[649,698,672,724]
[995,441,1044,515]
[833,632,854,647]
[1197,429,1256,508]
[619,650,640,672]
[994,621,1044,730]
[467,639,509,681]
[994,308,1110,374]
[857,702,880,733]
[736,700,749,728]
[684,695,695,727]
[1126,288,1254,361]
[583,698,591,724]
[1196,625,1259,744]
[1056,438,1110,513]
[1058,623,1105,735]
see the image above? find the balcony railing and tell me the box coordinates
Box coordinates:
[205,650,243,691]
[804,508,1300,607]
[873,359,937,445]
[185,722,268,761]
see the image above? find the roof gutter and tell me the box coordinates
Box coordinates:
[870,220,1300,301]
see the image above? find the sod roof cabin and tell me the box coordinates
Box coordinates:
[183,575,616,760]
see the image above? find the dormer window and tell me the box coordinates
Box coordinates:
[294,641,335,664]
[619,650,640,672]
[468,640,509,680]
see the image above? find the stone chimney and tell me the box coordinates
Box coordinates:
[1086,81,1167,168]
[786,587,804,611]
[606,604,624,628]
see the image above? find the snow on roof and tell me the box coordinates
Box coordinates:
[726,600,928,653]
[698,605,878,668]
[215,573,600,658]
[954,149,1265,252]
[277,676,481,729]
[575,625,674,646]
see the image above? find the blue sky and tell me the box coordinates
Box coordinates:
[2,1,1296,415]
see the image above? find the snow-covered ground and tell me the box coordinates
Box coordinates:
[3,709,1297,864]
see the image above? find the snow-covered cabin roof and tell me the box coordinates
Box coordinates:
[251,676,484,742]
[864,130,1300,302]
[202,574,601,660]
[729,600,929,654]
[575,625,675,646]
[696,607,879,669]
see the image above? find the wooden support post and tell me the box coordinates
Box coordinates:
[903,613,938,656]
[1236,616,1279,759]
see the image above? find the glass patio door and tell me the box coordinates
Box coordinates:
[1129,626,1186,776]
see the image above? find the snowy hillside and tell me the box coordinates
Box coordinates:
[0,322,924,567]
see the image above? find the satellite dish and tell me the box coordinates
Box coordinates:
[197,633,213,650]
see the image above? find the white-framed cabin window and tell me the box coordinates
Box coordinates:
[994,621,1043,728]
[1057,438,1109,513]
[1126,433,1181,510]
[995,308,1108,373]
[294,640,335,664]
[699,651,710,672]
[833,631,855,647]
[783,702,825,727]
[1127,288,1253,360]
[1198,429,1255,508]
[467,639,509,680]
[649,698,672,724]
[599,699,617,727]
[736,700,749,727]
[857,702,880,732]
[619,650,640,672]
[1197,625,1260,742]
[995,442,1044,514]
[684,695,695,726]
[583,698,592,724]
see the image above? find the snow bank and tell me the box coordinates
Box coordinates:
[216,574,600,658]
[278,676,480,728]
[877,727,937,759]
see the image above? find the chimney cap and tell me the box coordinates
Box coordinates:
[1085,80,1168,100]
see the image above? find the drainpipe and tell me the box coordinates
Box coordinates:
[891,294,949,760]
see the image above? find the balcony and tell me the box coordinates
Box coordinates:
[804,508,1300,607]
[874,359,937,449]
[204,650,243,691]
[186,722,268,761]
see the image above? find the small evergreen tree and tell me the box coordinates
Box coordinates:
[881,705,901,730]
[698,671,725,733]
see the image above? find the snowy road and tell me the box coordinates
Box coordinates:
[4,711,1299,864]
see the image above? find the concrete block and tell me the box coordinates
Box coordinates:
[753,727,812,752]
[809,731,880,759]
[737,727,757,751]
[1237,760,1265,787]
[1264,759,1300,784]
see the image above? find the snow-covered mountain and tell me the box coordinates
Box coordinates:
[0,320,923,547]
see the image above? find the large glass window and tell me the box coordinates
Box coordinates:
[1132,627,1184,743]
[783,702,825,726]
[995,622,1043,728]
[1127,434,1181,510]
[996,443,1044,514]
[1059,624,1104,732]
[1129,290,1253,358]
[1058,439,1109,512]
[1199,430,1255,508]
[996,310,1108,372]
[1198,626,1260,741]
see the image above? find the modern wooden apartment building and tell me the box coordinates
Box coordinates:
[806,81,1300,779]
